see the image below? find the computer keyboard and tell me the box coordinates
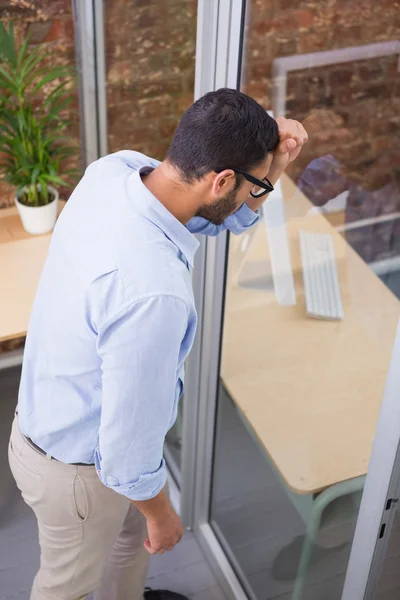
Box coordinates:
[299,230,344,320]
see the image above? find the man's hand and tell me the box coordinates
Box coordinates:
[271,117,308,171]
[132,490,184,555]
[144,506,184,555]
[245,117,308,212]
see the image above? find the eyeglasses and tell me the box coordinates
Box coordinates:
[233,168,274,198]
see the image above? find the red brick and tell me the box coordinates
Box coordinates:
[34,0,72,15]
[107,59,135,87]
[158,120,179,139]
[176,92,194,113]
[297,28,334,53]
[0,180,15,209]
[293,9,314,28]
[275,34,299,57]
[0,5,35,19]
[45,19,63,43]
[64,16,75,41]
[357,56,398,82]
[263,9,314,32]
[27,21,51,44]
[249,61,273,80]
[328,65,359,88]
[137,95,179,120]
[253,21,273,35]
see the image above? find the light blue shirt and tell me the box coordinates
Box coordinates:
[18,151,259,501]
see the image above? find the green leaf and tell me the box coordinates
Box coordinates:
[47,96,73,119]
[31,166,41,186]
[17,35,30,71]
[0,64,18,89]
[39,177,48,204]
[0,122,15,136]
[43,80,70,107]
[0,22,17,67]
[20,48,43,81]
[2,110,19,130]
[46,174,67,185]
[0,143,14,154]
[33,67,73,94]
[53,147,78,159]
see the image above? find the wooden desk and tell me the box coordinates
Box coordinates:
[0,205,63,343]
[220,174,400,495]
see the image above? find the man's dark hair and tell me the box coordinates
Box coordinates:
[166,88,279,183]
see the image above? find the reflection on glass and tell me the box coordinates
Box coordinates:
[210,1,400,598]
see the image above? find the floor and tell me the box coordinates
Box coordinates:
[380,270,400,299]
[0,367,224,600]
[210,382,400,600]
[3,367,400,600]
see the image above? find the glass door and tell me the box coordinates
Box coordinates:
[191,0,400,598]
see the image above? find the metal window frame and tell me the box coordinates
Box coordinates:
[179,0,220,528]
[176,0,222,516]
[72,0,107,167]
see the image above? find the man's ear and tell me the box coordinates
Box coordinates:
[211,169,236,196]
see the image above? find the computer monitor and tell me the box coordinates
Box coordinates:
[234,176,297,306]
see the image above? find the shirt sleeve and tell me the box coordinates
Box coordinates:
[186,202,260,237]
[95,294,188,501]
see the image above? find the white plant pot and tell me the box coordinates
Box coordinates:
[15,186,59,235]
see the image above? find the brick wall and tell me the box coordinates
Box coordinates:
[0,0,80,210]
[104,0,197,160]
[242,0,400,190]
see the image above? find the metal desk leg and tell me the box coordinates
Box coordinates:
[292,475,366,600]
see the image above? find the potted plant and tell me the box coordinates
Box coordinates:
[0,22,76,235]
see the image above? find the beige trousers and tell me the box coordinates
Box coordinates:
[8,417,150,600]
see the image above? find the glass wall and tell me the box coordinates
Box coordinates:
[103,0,197,483]
[208,1,400,598]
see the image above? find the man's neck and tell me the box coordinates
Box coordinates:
[141,162,198,225]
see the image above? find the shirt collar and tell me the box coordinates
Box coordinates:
[127,166,199,268]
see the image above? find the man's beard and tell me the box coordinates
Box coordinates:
[196,188,240,225]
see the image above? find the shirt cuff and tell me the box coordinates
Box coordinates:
[225,202,259,235]
[236,202,260,227]
[95,451,168,501]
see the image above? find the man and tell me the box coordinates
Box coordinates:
[9,88,307,600]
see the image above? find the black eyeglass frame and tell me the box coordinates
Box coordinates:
[233,168,274,198]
